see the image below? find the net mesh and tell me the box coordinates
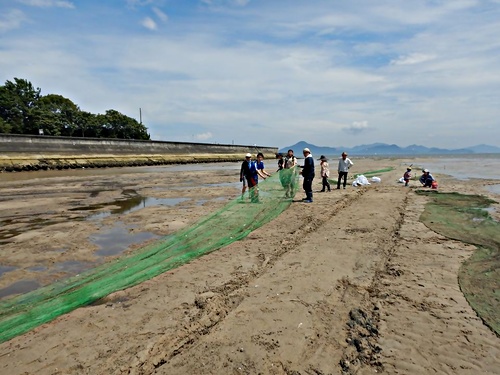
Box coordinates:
[0,167,300,343]
[417,190,499,335]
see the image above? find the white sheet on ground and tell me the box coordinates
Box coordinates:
[352,175,370,186]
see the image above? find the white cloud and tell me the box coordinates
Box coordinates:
[2,0,500,148]
[342,121,371,135]
[390,53,436,66]
[194,132,213,141]
[152,7,168,23]
[17,0,75,8]
[141,17,157,30]
[0,9,26,32]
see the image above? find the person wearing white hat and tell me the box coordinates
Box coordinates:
[419,168,435,187]
[300,148,315,202]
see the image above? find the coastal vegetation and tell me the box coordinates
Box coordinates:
[0,78,150,140]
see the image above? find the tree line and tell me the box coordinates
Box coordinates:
[0,78,150,140]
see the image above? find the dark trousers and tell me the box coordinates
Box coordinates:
[303,178,313,200]
[246,177,259,202]
[321,176,331,191]
[337,171,348,188]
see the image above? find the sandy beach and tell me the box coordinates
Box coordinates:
[0,157,499,374]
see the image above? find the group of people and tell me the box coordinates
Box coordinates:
[403,167,438,188]
[240,150,440,204]
[240,148,354,203]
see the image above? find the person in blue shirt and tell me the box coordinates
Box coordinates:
[256,152,271,180]
[300,148,315,203]
[241,152,269,203]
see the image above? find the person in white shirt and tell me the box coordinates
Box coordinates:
[337,152,353,189]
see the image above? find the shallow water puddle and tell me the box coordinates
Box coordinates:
[70,195,190,220]
[0,265,16,277]
[0,217,65,244]
[0,280,40,299]
[0,194,188,299]
[486,184,500,195]
[91,223,159,257]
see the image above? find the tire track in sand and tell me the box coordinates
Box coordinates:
[140,185,410,375]
[124,190,369,375]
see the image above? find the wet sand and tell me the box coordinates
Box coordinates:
[0,158,499,374]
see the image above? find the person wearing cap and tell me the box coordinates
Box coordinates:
[403,167,412,187]
[337,152,354,190]
[300,148,315,202]
[419,169,435,188]
[318,155,331,192]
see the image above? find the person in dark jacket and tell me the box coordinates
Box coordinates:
[419,169,435,188]
[300,148,315,203]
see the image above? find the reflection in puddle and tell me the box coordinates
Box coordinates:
[0,192,223,299]
[0,217,68,244]
[0,280,40,299]
[27,266,47,272]
[70,196,190,220]
[92,224,159,257]
[53,260,96,275]
[0,265,16,277]
[486,184,500,195]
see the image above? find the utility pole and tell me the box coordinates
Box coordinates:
[139,108,142,124]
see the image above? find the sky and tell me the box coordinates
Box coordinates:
[1,0,500,149]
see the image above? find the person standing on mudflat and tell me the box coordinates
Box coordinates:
[300,148,315,203]
[240,153,252,200]
[337,152,353,189]
[282,149,298,198]
[319,155,331,192]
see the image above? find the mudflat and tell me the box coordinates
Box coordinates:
[0,157,499,374]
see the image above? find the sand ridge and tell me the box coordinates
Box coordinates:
[0,158,499,374]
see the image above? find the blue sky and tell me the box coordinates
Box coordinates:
[1,0,500,149]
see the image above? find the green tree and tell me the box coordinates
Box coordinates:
[0,117,12,134]
[0,77,150,139]
[97,109,150,140]
[0,78,41,134]
[37,94,79,136]
[74,111,99,138]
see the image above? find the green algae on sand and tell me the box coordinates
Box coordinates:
[417,190,500,336]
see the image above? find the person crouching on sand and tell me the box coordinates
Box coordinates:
[419,169,436,188]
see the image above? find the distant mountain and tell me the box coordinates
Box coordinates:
[464,144,500,153]
[279,142,500,156]
[279,141,342,156]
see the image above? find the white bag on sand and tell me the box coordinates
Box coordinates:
[371,176,381,183]
[352,175,370,187]
[398,177,405,183]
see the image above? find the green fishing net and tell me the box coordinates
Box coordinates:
[0,167,300,343]
[417,191,499,335]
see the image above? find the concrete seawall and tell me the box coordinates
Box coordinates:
[0,134,278,172]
